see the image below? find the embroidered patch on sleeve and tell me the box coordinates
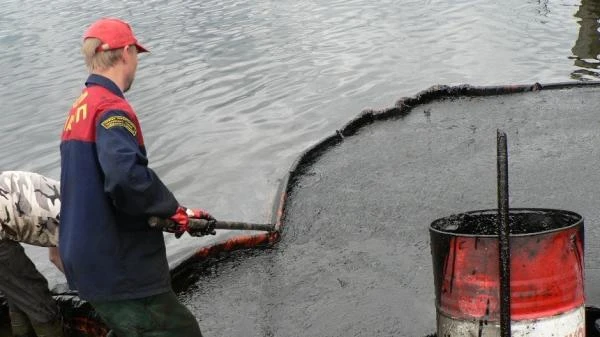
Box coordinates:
[101,116,137,136]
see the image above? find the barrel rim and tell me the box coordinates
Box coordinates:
[428,208,583,237]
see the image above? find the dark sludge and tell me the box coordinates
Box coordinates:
[276,82,600,337]
[430,208,582,236]
[3,82,600,336]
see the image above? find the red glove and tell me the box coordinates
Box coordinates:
[169,206,215,238]
[187,207,216,236]
[187,208,216,221]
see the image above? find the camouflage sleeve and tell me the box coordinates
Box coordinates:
[0,171,61,247]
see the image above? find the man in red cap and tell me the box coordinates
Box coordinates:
[59,18,214,337]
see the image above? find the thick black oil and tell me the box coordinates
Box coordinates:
[430,209,581,236]
[167,84,600,337]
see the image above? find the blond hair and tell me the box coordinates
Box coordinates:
[81,38,125,72]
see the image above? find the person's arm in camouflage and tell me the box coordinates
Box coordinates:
[0,172,60,247]
[48,246,64,273]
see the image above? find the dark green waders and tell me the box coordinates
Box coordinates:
[0,240,63,337]
[90,291,203,337]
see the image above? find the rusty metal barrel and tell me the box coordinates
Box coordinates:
[430,208,585,337]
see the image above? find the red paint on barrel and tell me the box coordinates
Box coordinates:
[440,227,584,320]
[431,209,584,324]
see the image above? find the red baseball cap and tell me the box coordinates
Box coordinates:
[84,18,149,53]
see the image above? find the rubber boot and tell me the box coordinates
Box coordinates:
[31,318,64,337]
[8,310,35,337]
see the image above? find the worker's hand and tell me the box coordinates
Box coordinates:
[168,206,193,238]
[168,206,216,238]
[48,247,65,274]
[189,218,217,237]
[187,208,217,236]
[187,208,216,222]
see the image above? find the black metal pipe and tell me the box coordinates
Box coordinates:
[497,129,511,337]
[148,216,276,232]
